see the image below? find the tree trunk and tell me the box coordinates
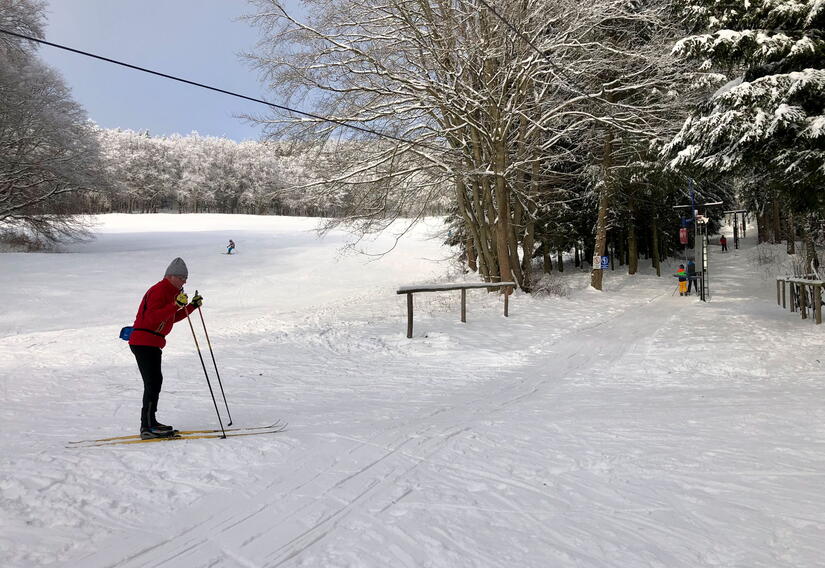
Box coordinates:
[627,194,638,275]
[521,219,535,292]
[467,237,478,272]
[771,199,782,244]
[627,231,638,274]
[786,209,796,255]
[542,241,552,273]
[616,229,625,266]
[466,127,498,283]
[757,212,769,243]
[651,217,661,277]
[591,128,614,290]
[557,250,564,272]
[460,172,496,281]
[493,143,512,288]
[508,194,525,288]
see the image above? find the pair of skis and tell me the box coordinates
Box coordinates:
[67,420,287,448]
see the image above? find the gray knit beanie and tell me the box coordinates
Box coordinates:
[165,257,188,278]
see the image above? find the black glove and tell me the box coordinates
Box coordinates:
[190,293,203,308]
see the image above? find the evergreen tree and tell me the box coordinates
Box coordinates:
[666,0,825,213]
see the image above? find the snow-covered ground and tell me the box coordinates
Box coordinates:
[1,214,823,568]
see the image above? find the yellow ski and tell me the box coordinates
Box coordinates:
[68,425,287,448]
[68,421,284,445]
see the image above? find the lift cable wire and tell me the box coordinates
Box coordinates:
[0,27,444,152]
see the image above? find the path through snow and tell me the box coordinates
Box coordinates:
[1,215,823,567]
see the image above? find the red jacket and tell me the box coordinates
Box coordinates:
[128,278,195,349]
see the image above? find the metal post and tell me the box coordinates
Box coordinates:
[699,223,707,302]
[406,293,413,338]
[704,223,710,300]
[733,214,739,249]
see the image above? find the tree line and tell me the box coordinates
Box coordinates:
[90,129,441,219]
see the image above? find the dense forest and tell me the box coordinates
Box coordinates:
[1,0,822,290]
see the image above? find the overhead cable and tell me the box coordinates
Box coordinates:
[0,27,442,152]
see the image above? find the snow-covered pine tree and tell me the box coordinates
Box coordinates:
[666,0,825,216]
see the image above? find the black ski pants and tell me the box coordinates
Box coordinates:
[130,345,163,430]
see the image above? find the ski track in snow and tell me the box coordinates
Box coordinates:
[1,214,824,567]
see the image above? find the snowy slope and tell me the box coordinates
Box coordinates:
[0,214,823,567]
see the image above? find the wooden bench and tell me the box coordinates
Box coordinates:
[776,276,824,324]
[396,282,515,338]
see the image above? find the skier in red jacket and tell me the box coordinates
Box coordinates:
[129,257,203,438]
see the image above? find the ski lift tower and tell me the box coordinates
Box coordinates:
[674,198,723,302]
[695,214,710,300]
[723,209,747,249]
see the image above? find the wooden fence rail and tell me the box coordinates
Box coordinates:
[776,276,823,324]
[396,282,515,338]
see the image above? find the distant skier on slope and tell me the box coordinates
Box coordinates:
[128,258,203,439]
[227,239,235,255]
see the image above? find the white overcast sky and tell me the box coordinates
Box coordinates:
[40,1,302,141]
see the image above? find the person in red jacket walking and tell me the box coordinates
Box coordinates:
[129,257,203,439]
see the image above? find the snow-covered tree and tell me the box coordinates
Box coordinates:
[535,0,697,289]
[666,0,825,214]
[247,0,552,287]
[93,129,357,216]
[247,0,698,290]
[0,0,107,244]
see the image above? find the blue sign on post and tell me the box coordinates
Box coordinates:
[600,256,610,269]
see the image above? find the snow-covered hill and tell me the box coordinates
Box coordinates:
[1,214,823,567]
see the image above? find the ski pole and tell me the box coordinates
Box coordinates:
[195,293,233,426]
[184,298,226,439]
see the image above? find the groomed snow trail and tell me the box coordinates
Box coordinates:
[2,215,823,567]
[68,286,681,568]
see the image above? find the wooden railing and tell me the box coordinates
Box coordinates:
[776,276,824,324]
[396,282,515,338]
